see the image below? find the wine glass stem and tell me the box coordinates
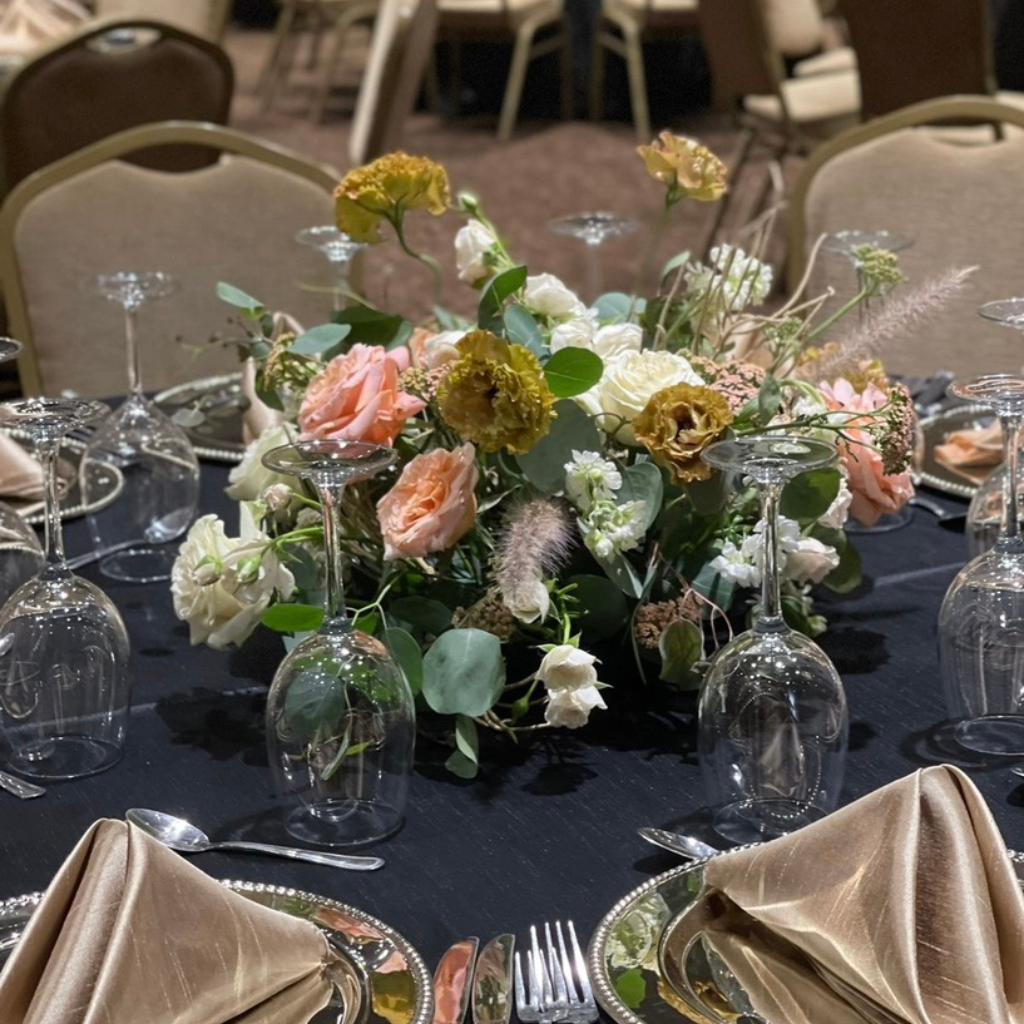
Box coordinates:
[37,437,67,570]
[1000,413,1024,552]
[316,478,349,632]
[585,242,601,303]
[331,260,348,313]
[757,479,785,633]
[124,304,143,396]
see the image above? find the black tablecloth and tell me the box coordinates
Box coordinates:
[0,464,1017,985]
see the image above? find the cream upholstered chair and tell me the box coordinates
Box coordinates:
[0,121,339,398]
[697,0,860,152]
[787,96,1024,377]
[93,0,233,40]
[764,0,854,77]
[434,0,570,142]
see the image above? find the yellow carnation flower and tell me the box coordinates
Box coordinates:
[335,152,450,244]
[437,330,556,454]
[638,132,727,205]
[633,383,733,483]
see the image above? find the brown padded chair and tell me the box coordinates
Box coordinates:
[0,17,234,192]
[0,121,339,398]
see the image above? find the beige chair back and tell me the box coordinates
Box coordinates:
[0,18,233,191]
[349,0,438,166]
[93,0,233,40]
[0,121,340,398]
[763,0,824,57]
[788,96,1024,376]
[839,0,995,120]
[698,0,786,109]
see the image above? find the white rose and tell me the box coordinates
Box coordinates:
[819,476,853,529]
[504,577,550,624]
[550,312,598,352]
[523,273,587,318]
[544,684,607,729]
[585,350,703,443]
[785,537,840,585]
[455,220,497,283]
[226,422,298,501]
[537,644,599,691]
[423,329,465,370]
[171,515,295,650]
[591,323,643,361]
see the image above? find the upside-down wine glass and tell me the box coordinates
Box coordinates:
[821,229,914,323]
[548,212,640,301]
[262,439,415,847]
[938,375,1024,758]
[0,338,43,605]
[0,396,131,780]
[80,271,200,583]
[296,226,365,313]
[698,435,849,844]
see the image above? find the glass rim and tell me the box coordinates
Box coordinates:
[261,438,398,479]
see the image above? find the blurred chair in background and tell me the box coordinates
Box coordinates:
[765,0,855,76]
[93,0,233,40]
[787,95,1024,376]
[309,0,380,121]
[0,0,88,76]
[0,18,234,192]
[0,121,338,398]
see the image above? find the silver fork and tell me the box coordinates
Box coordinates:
[515,921,597,1024]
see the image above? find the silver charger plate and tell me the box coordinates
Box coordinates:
[0,879,434,1024]
[917,404,995,499]
[155,373,247,463]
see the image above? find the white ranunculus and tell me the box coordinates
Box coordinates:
[537,644,599,692]
[549,311,598,352]
[455,220,498,283]
[591,323,643,361]
[785,537,840,585]
[545,684,607,728]
[584,350,702,443]
[226,422,298,501]
[522,273,587,319]
[819,476,853,529]
[171,515,295,650]
[504,577,550,624]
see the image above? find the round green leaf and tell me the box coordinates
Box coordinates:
[543,348,604,398]
[384,626,423,695]
[261,603,325,634]
[619,462,663,531]
[515,400,601,493]
[422,628,506,716]
[568,574,629,641]
[388,596,452,640]
[781,468,841,524]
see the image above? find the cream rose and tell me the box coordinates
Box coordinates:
[591,323,643,361]
[455,220,498,283]
[549,312,597,353]
[522,273,587,318]
[545,685,607,729]
[537,644,599,692]
[503,576,550,624]
[409,327,465,370]
[377,443,479,560]
[226,422,298,502]
[785,537,840,585]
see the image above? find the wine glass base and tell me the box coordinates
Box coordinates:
[284,798,403,848]
[7,735,123,780]
[954,715,1024,757]
[712,798,828,845]
[845,505,914,535]
[99,545,177,583]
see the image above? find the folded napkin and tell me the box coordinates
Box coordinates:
[0,819,340,1024]
[933,421,1003,482]
[0,433,44,501]
[688,766,1024,1024]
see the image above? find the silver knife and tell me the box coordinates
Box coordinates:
[433,937,479,1024]
[472,933,515,1024]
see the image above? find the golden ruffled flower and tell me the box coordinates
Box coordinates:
[334,152,451,243]
[638,132,728,205]
[633,383,733,483]
[437,330,556,454]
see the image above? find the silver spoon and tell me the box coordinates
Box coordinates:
[0,769,45,799]
[638,827,721,861]
[126,808,384,871]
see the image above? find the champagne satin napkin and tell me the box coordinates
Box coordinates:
[240,313,305,444]
[933,421,1003,482]
[0,434,44,501]
[684,766,1024,1024]
[0,819,340,1024]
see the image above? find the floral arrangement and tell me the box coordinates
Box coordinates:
[172,135,949,778]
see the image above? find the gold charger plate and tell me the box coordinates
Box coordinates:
[917,404,995,498]
[0,880,434,1024]
[155,373,247,464]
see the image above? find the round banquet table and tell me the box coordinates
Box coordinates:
[0,459,1020,996]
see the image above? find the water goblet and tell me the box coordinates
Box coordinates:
[262,439,415,847]
[296,225,365,312]
[0,396,131,780]
[80,271,200,583]
[821,229,914,322]
[938,374,1024,757]
[698,435,849,844]
[548,212,640,301]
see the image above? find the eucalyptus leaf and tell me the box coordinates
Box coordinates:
[384,626,423,695]
[593,292,641,323]
[217,281,263,313]
[445,748,479,779]
[478,264,527,330]
[422,628,505,716]
[454,714,479,765]
[503,304,546,357]
[686,471,729,515]
[331,304,409,346]
[516,400,601,493]
[290,324,352,358]
[691,562,736,611]
[568,574,629,641]
[660,250,691,282]
[261,603,325,634]
[780,468,841,524]
[823,536,862,594]
[619,462,663,531]
[597,551,643,599]
[658,618,704,688]
[282,662,346,741]
[388,597,452,640]
[757,377,782,424]
[543,348,604,398]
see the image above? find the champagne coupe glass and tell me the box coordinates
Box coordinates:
[821,229,914,322]
[0,338,43,604]
[698,435,849,844]
[0,396,131,780]
[548,212,640,301]
[80,271,199,583]
[262,440,415,847]
[296,226,365,312]
[938,374,1024,757]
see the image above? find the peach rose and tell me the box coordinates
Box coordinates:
[820,377,913,527]
[377,443,478,560]
[407,326,463,370]
[299,343,425,446]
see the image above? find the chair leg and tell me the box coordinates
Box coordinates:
[622,22,650,141]
[261,28,302,111]
[559,24,572,120]
[589,28,606,121]
[310,12,348,121]
[258,1,297,96]
[497,23,538,142]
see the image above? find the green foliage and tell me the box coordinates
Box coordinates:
[290,324,352,361]
[261,603,325,634]
[422,628,506,716]
[331,304,410,347]
[691,561,736,612]
[543,348,604,398]
[593,292,643,323]
[781,468,841,524]
[809,524,863,593]
[217,282,263,314]
[388,596,452,640]
[516,400,602,493]
[658,619,705,688]
[568,574,629,641]
[282,661,346,741]
[478,265,527,331]
[757,377,782,423]
[384,626,423,695]
[446,715,480,778]
[503,304,546,357]
[619,462,663,531]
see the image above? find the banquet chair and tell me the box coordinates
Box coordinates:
[92,0,233,40]
[786,95,1024,377]
[764,0,855,77]
[309,0,382,122]
[0,18,234,192]
[697,0,860,153]
[0,121,339,399]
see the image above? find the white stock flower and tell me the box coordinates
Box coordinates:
[522,273,587,318]
[171,515,296,650]
[545,685,607,729]
[716,515,838,588]
[686,245,773,317]
[580,499,646,561]
[591,323,643,361]
[785,536,840,585]
[549,311,598,352]
[226,422,298,501]
[455,220,498,283]
[819,475,853,529]
[537,644,599,691]
[710,541,760,588]
[504,576,550,624]
[564,450,622,512]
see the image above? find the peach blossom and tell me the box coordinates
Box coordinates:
[819,377,913,527]
[299,343,424,446]
[377,443,479,560]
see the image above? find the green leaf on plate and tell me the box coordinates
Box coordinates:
[422,628,505,716]
[543,348,604,398]
[613,969,646,1010]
